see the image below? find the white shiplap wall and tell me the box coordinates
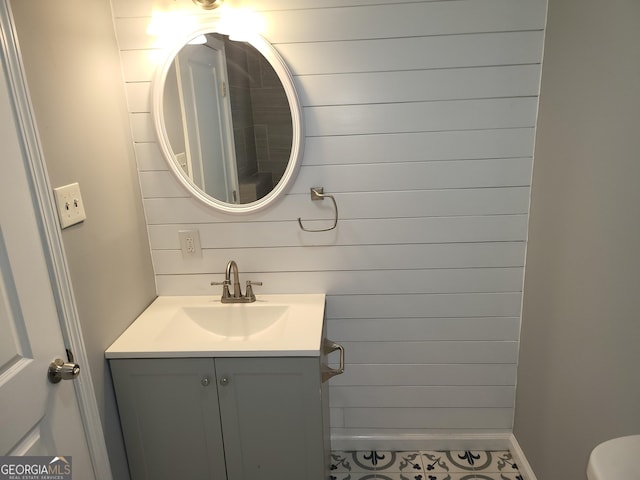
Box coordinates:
[111,0,546,444]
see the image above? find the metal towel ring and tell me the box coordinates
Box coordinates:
[297,187,338,232]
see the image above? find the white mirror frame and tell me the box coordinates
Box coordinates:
[152,25,304,214]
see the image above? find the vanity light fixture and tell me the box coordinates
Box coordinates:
[215,7,264,41]
[192,0,223,10]
[187,34,207,45]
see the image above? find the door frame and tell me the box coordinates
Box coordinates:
[0,2,112,478]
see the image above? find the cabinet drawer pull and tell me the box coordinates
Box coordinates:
[201,377,210,386]
[219,376,230,386]
[322,340,345,382]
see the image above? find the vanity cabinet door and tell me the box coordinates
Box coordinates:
[110,358,227,480]
[215,357,328,480]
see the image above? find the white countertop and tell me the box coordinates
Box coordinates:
[105,294,326,359]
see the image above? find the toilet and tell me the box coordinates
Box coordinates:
[587,435,640,479]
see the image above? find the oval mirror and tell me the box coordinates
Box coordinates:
[152,29,304,214]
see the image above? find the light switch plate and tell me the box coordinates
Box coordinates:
[53,182,86,229]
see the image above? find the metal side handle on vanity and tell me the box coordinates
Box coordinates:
[322,339,345,382]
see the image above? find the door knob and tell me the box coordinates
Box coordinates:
[219,376,230,386]
[48,358,80,383]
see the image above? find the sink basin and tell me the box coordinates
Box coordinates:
[175,304,289,338]
[105,294,326,358]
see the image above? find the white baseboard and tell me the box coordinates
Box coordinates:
[508,434,538,480]
[330,432,537,480]
[331,432,514,452]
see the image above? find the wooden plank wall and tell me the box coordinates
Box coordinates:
[111,0,546,441]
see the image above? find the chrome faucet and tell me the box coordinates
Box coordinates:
[211,260,262,303]
[226,260,242,299]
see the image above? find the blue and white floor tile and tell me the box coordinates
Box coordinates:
[330,450,524,480]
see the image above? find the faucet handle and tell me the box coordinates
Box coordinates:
[244,281,262,301]
[211,280,231,299]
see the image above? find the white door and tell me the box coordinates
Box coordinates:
[176,39,239,203]
[0,28,95,479]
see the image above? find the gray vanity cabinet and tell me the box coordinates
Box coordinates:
[216,357,329,479]
[110,356,330,480]
[109,358,226,479]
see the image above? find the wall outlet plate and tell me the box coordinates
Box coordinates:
[53,182,86,229]
[178,229,202,257]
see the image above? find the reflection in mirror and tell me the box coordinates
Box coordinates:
[161,33,294,205]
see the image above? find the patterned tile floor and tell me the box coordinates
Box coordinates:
[330,450,524,480]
